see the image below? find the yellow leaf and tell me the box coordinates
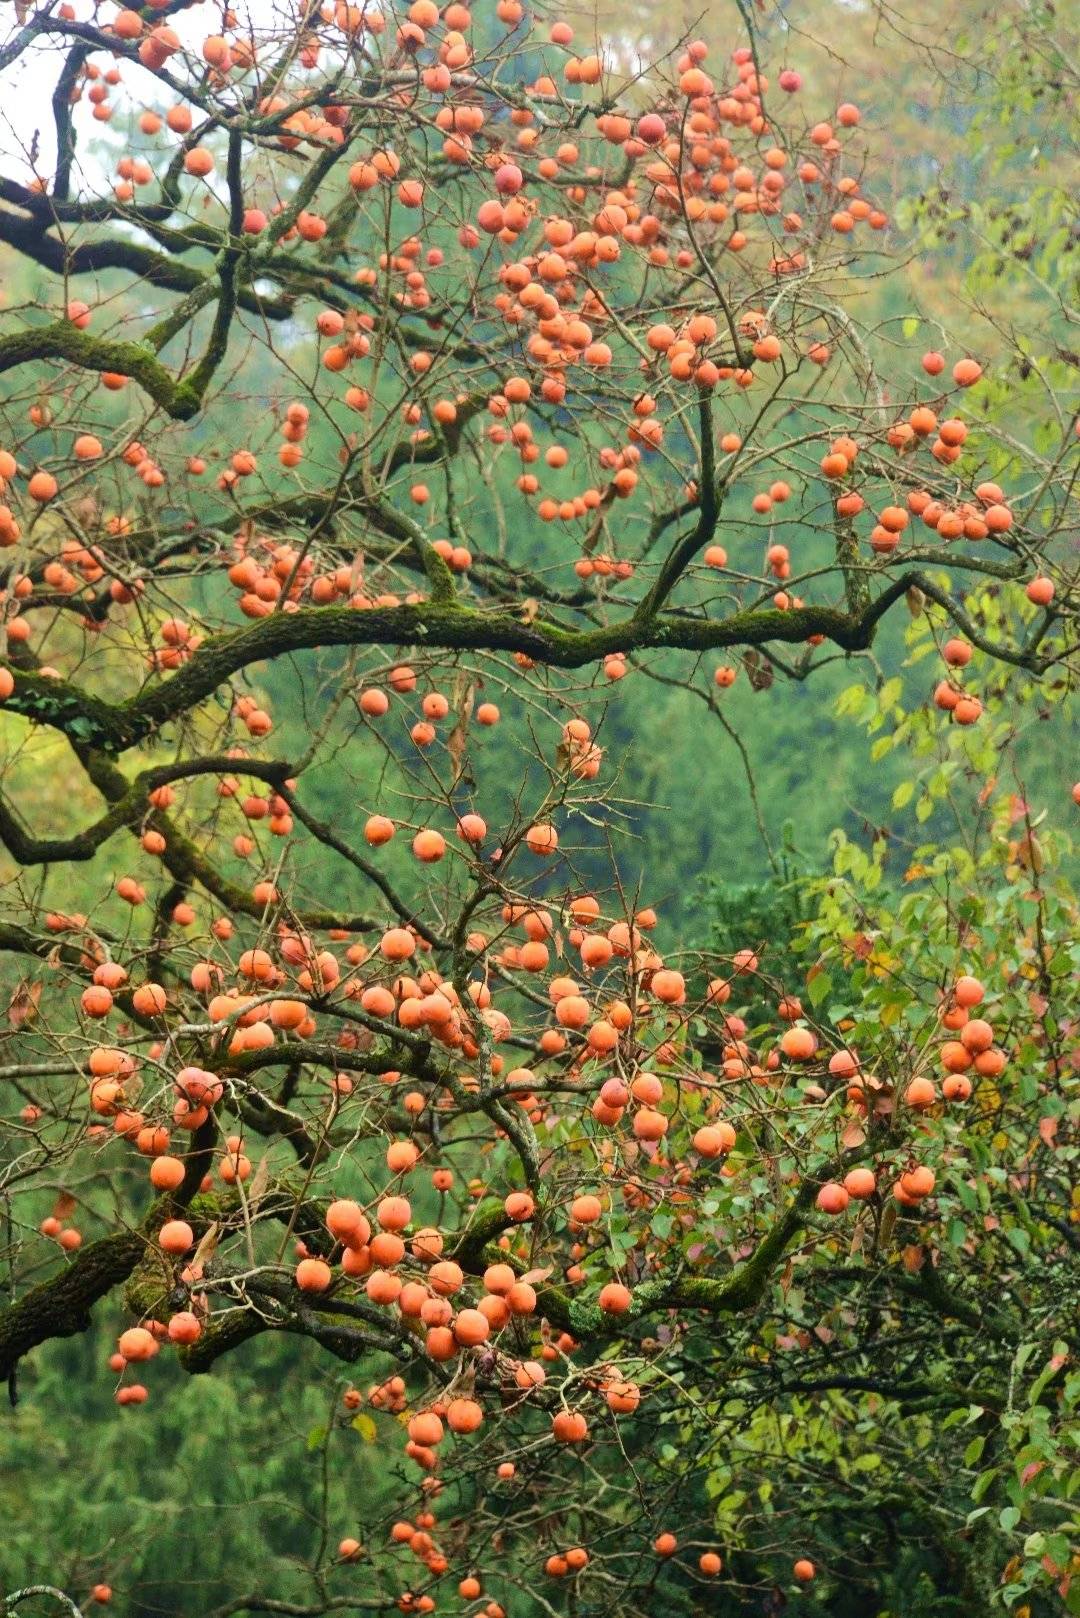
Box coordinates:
[352,1413,377,1441]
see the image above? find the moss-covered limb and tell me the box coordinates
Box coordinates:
[0,1585,85,1618]
[141,282,218,357]
[450,1180,820,1340]
[635,392,722,619]
[664,1176,819,1315]
[0,918,94,971]
[0,1101,209,1379]
[63,741,379,936]
[835,506,871,616]
[166,134,243,404]
[906,1260,1018,1341]
[122,1247,177,1328]
[0,199,292,318]
[154,809,379,935]
[227,1040,426,1085]
[0,667,127,750]
[0,322,204,420]
[122,1176,332,1330]
[0,1231,145,1383]
[10,599,862,753]
[177,1309,268,1373]
[0,597,880,751]
[179,1275,416,1375]
[449,1199,515,1269]
[360,488,457,604]
[0,167,244,411]
[3,566,1062,759]
[51,43,90,204]
[123,599,867,734]
[0,754,291,865]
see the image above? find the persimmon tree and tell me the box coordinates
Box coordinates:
[0,1,1077,1614]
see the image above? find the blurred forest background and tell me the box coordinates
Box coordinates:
[0,0,1076,1612]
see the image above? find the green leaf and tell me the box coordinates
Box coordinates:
[807,971,832,1008]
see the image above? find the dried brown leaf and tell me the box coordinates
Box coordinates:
[246,1154,271,1207]
[8,980,41,1029]
[192,1221,220,1272]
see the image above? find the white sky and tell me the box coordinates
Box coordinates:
[0,1,318,187]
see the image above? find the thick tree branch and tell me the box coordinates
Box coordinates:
[1,574,1061,757]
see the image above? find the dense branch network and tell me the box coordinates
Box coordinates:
[0,3,1075,1614]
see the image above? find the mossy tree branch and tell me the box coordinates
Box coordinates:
[0,572,1061,758]
[0,322,208,421]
